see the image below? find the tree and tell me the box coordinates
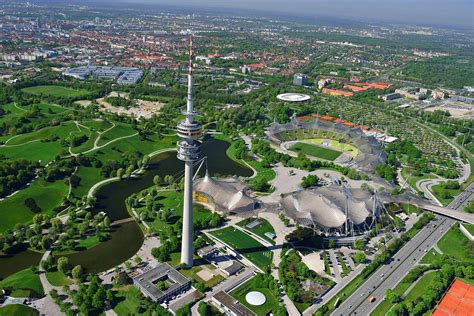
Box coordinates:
[57,257,70,275]
[353,252,366,264]
[117,168,124,179]
[385,289,400,304]
[153,175,161,186]
[71,265,84,281]
[102,216,110,229]
[328,239,335,248]
[354,239,365,250]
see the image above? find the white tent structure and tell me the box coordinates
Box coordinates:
[280,184,384,236]
[193,175,257,215]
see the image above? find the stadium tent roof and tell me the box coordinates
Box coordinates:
[280,185,378,233]
[194,175,256,214]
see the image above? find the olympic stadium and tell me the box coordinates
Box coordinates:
[266,115,387,173]
[280,184,386,236]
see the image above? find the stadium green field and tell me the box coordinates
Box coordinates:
[290,142,342,161]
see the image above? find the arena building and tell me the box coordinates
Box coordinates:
[280,184,385,236]
[266,115,387,173]
[277,93,311,102]
[193,175,257,215]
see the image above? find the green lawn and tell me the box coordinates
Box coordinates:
[0,179,68,232]
[22,85,92,98]
[400,168,437,194]
[420,249,441,265]
[96,123,137,146]
[0,268,44,297]
[36,103,71,115]
[71,166,105,199]
[53,234,102,256]
[438,226,474,264]
[431,183,459,206]
[404,271,442,301]
[80,119,114,132]
[229,279,279,316]
[0,141,62,164]
[236,218,276,245]
[462,223,474,235]
[113,286,142,316]
[92,134,177,165]
[216,133,276,191]
[137,189,215,234]
[45,270,73,287]
[209,226,273,270]
[290,142,342,161]
[371,269,431,316]
[0,304,39,316]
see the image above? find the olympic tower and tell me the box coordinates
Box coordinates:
[177,34,201,268]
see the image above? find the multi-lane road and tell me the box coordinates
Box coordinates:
[333,182,474,316]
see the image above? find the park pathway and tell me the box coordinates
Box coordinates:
[31,250,63,316]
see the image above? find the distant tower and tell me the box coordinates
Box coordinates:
[177,34,201,268]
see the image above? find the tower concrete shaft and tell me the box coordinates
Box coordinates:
[180,161,194,267]
[177,34,201,268]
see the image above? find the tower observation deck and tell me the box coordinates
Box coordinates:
[177,34,202,268]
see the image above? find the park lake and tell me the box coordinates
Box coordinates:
[0,136,252,277]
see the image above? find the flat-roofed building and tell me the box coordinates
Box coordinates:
[211,291,256,316]
[132,262,191,303]
[293,73,308,86]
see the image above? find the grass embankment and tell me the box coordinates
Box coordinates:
[96,123,137,146]
[113,286,142,316]
[134,189,215,235]
[438,226,474,264]
[45,271,73,287]
[210,226,273,270]
[0,304,39,316]
[236,218,276,245]
[22,85,92,98]
[230,279,279,315]
[214,133,276,188]
[0,268,44,297]
[400,168,437,194]
[0,179,68,232]
[290,142,342,161]
[431,183,459,206]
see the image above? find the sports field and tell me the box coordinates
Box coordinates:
[304,139,358,157]
[22,85,92,98]
[290,142,342,161]
[210,226,273,270]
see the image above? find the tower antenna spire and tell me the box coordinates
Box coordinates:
[177,31,202,268]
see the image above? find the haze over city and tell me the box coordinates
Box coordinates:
[113,0,474,28]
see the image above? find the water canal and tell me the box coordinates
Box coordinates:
[0,136,252,277]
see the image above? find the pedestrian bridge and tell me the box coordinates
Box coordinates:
[419,203,474,225]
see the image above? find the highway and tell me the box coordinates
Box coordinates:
[332,182,473,316]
